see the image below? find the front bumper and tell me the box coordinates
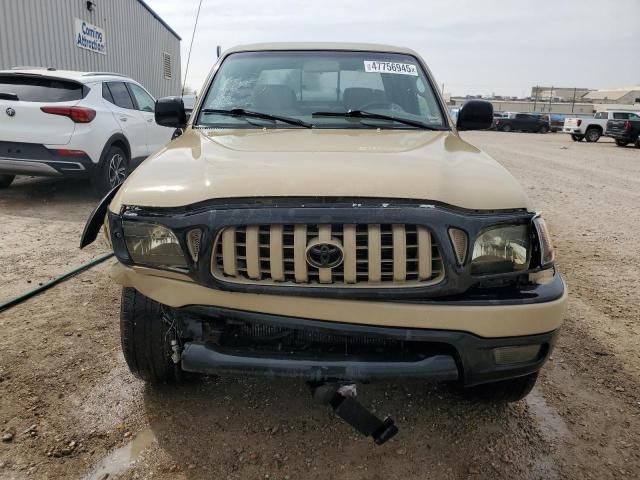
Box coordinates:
[176,304,559,386]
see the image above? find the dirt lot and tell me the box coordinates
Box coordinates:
[1,131,639,480]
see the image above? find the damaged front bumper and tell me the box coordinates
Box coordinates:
[175,304,559,387]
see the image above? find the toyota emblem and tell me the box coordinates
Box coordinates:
[5,107,16,117]
[306,240,344,269]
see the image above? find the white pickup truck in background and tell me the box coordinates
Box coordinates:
[563,111,640,142]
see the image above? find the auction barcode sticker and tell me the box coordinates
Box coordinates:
[364,61,418,76]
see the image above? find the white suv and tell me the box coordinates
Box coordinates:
[0,69,174,194]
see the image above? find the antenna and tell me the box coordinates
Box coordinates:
[217,45,222,58]
[182,0,204,97]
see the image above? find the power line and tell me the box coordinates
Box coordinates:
[182,0,204,96]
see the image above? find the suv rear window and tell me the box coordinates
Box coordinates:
[0,75,84,102]
[105,82,135,109]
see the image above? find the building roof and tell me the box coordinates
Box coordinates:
[583,87,640,100]
[137,0,181,41]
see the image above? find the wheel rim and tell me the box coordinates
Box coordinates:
[588,131,599,141]
[108,153,126,187]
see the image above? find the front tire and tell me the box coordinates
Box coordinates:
[585,128,601,143]
[92,145,128,196]
[120,287,182,383]
[500,124,512,132]
[0,174,15,188]
[615,139,629,147]
[538,125,549,134]
[571,134,584,142]
[464,372,539,403]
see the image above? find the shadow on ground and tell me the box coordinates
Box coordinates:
[0,176,98,220]
[141,376,555,480]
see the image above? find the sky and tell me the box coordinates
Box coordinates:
[146,0,640,98]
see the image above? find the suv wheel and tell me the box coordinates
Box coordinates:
[120,287,183,383]
[538,125,549,134]
[615,139,629,147]
[92,145,128,196]
[463,372,538,403]
[0,174,15,188]
[500,124,512,132]
[571,134,584,142]
[585,128,601,142]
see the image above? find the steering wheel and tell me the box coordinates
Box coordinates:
[357,101,404,112]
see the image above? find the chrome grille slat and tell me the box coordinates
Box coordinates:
[212,223,444,287]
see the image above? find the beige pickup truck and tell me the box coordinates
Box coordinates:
[82,43,566,405]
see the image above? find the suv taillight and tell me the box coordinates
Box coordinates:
[624,121,632,131]
[40,106,96,123]
[576,119,582,127]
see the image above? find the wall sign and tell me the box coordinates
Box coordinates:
[74,17,106,55]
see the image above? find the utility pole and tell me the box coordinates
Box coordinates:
[548,86,553,113]
[533,85,538,112]
[571,87,577,113]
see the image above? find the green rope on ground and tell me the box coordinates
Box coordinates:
[0,252,114,314]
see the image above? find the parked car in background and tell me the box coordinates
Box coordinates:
[495,113,549,133]
[548,113,568,133]
[562,111,639,143]
[606,114,640,147]
[0,68,174,193]
[491,111,506,129]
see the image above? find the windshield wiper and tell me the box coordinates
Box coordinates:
[312,110,443,130]
[0,92,19,101]
[201,108,312,128]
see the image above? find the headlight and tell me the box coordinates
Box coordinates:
[471,224,530,275]
[533,216,555,266]
[122,221,187,269]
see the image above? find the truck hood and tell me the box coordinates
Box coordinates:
[109,128,530,211]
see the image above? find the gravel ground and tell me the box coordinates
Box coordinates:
[0,131,639,479]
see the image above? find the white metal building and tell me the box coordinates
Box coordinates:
[0,0,181,97]
[582,87,640,105]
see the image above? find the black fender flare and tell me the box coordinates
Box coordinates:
[97,133,131,172]
[79,184,122,248]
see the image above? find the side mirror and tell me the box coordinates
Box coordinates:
[456,100,493,131]
[155,96,187,128]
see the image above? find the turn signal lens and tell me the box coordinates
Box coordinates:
[448,228,468,265]
[533,216,555,266]
[186,228,202,262]
[122,221,187,269]
[494,345,541,365]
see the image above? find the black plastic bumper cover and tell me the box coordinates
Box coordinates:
[181,343,460,382]
[177,304,559,386]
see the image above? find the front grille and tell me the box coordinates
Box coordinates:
[211,224,444,287]
[218,321,448,360]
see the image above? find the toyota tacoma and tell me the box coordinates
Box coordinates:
[82,43,566,404]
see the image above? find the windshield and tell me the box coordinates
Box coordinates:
[196,51,447,129]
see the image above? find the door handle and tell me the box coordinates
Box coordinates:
[120,117,128,122]
[147,118,154,123]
